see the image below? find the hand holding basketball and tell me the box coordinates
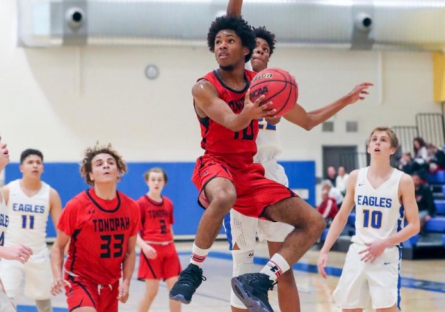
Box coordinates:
[344,83,374,105]
[317,252,329,279]
[241,89,276,120]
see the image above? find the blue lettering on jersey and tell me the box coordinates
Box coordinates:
[12,203,45,213]
[0,214,9,227]
[357,195,392,208]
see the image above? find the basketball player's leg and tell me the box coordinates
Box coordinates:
[228,210,258,312]
[165,277,181,312]
[0,259,23,301]
[138,279,160,312]
[264,196,325,265]
[195,177,237,249]
[170,173,236,304]
[35,300,53,312]
[24,249,53,312]
[267,241,300,312]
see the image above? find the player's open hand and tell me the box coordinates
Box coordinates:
[142,244,157,259]
[317,252,329,279]
[0,245,33,263]
[344,83,374,104]
[118,281,130,303]
[242,89,276,120]
[51,277,71,296]
[358,239,389,263]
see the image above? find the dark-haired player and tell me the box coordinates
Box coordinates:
[0,149,62,312]
[223,1,373,312]
[169,11,372,312]
[50,144,140,312]
[137,167,181,312]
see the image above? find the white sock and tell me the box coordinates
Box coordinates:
[260,253,290,281]
[190,242,209,268]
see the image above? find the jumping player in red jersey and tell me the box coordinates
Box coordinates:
[50,144,140,312]
[169,15,326,312]
[137,167,181,312]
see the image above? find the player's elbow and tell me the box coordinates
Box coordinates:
[412,219,421,235]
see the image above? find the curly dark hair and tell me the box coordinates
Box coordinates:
[207,15,256,63]
[254,26,276,56]
[80,143,127,186]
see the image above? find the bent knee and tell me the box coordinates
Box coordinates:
[210,189,236,209]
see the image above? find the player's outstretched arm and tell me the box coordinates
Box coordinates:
[50,230,71,295]
[359,174,420,263]
[192,81,274,132]
[119,235,137,303]
[318,170,358,279]
[284,83,373,130]
[227,0,243,16]
[49,188,62,231]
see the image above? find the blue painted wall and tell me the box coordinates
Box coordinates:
[5,161,315,238]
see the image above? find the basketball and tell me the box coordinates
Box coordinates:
[249,68,298,117]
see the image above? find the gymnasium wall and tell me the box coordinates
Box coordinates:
[0,0,441,178]
[4,161,315,238]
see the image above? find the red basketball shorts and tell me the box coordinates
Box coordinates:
[65,274,119,312]
[192,154,297,219]
[137,243,182,281]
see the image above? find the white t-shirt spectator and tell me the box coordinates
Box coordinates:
[329,187,344,206]
[336,174,349,194]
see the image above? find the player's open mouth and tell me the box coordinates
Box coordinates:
[219,53,229,59]
[374,148,381,152]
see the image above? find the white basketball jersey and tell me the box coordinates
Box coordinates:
[254,118,283,163]
[5,180,50,250]
[0,191,9,248]
[352,167,404,246]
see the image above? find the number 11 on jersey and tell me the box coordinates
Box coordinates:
[21,215,35,229]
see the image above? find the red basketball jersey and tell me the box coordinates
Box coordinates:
[137,195,174,242]
[58,189,140,285]
[197,70,258,162]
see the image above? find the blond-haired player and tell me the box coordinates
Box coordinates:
[318,127,420,312]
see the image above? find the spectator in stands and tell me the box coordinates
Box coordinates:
[326,166,337,187]
[413,137,428,163]
[335,166,349,196]
[322,180,343,208]
[412,172,436,233]
[398,152,416,175]
[427,143,445,173]
[317,189,338,225]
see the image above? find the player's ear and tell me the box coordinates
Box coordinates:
[89,172,94,183]
[19,164,23,173]
[243,47,249,57]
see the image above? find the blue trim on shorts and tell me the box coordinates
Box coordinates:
[397,247,402,310]
[223,213,233,251]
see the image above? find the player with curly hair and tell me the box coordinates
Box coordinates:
[50,143,140,312]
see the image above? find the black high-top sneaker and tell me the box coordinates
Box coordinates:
[231,273,275,312]
[169,264,206,304]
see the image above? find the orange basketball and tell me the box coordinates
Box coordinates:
[249,68,298,117]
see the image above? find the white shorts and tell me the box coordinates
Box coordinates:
[333,243,401,310]
[228,210,294,250]
[262,159,289,187]
[0,281,15,312]
[0,248,53,300]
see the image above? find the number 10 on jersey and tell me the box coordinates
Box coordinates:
[363,210,382,229]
